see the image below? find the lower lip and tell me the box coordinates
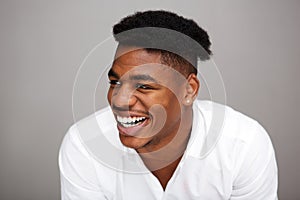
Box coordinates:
[117,119,148,137]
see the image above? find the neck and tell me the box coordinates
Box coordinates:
[152,154,183,190]
[137,107,193,172]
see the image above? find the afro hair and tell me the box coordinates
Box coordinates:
[113,10,212,75]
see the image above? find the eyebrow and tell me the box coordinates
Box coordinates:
[108,68,119,79]
[129,74,157,83]
[108,68,158,83]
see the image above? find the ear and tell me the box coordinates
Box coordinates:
[182,73,200,106]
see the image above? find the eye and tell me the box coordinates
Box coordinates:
[109,80,121,87]
[135,83,152,90]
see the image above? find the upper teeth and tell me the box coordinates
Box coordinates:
[117,116,146,124]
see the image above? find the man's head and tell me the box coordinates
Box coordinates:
[107,10,212,153]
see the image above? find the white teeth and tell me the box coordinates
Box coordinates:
[116,116,146,127]
[124,117,128,123]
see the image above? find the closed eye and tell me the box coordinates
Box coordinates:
[135,83,153,90]
[109,80,121,86]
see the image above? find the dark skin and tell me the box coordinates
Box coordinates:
[107,45,199,190]
[151,155,184,189]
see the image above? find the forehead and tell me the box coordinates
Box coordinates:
[111,47,169,78]
[114,46,161,67]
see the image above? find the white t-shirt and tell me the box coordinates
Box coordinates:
[59,100,278,199]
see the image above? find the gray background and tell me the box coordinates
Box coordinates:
[1,0,299,199]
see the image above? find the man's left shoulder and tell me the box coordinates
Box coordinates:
[195,100,271,144]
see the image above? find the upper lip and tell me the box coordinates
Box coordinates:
[112,110,149,118]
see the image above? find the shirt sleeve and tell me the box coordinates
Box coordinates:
[230,122,278,200]
[58,125,108,200]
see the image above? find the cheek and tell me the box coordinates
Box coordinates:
[148,91,182,115]
[107,88,113,104]
[163,92,182,116]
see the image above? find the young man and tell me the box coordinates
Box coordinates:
[59,10,278,199]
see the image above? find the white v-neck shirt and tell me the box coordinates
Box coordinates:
[59,100,278,199]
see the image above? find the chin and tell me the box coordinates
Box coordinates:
[119,134,151,150]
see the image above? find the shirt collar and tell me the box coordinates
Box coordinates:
[184,100,206,158]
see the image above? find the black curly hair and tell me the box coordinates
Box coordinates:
[113,10,212,75]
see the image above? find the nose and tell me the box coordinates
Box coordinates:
[111,84,137,109]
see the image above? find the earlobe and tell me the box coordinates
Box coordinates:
[184,98,192,106]
[183,74,200,106]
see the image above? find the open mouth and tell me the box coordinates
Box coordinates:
[117,116,147,128]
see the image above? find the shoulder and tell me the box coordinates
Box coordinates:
[59,106,119,188]
[193,101,277,190]
[59,107,119,198]
[190,100,275,165]
[194,100,270,145]
[60,106,114,152]
[59,106,118,172]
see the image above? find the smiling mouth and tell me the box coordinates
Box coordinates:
[117,116,147,128]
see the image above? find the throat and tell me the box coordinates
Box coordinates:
[151,155,183,190]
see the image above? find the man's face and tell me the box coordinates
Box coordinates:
[107,47,188,152]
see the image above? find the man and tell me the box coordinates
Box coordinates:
[59,10,278,199]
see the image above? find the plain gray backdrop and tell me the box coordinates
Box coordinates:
[1,0,299,199]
